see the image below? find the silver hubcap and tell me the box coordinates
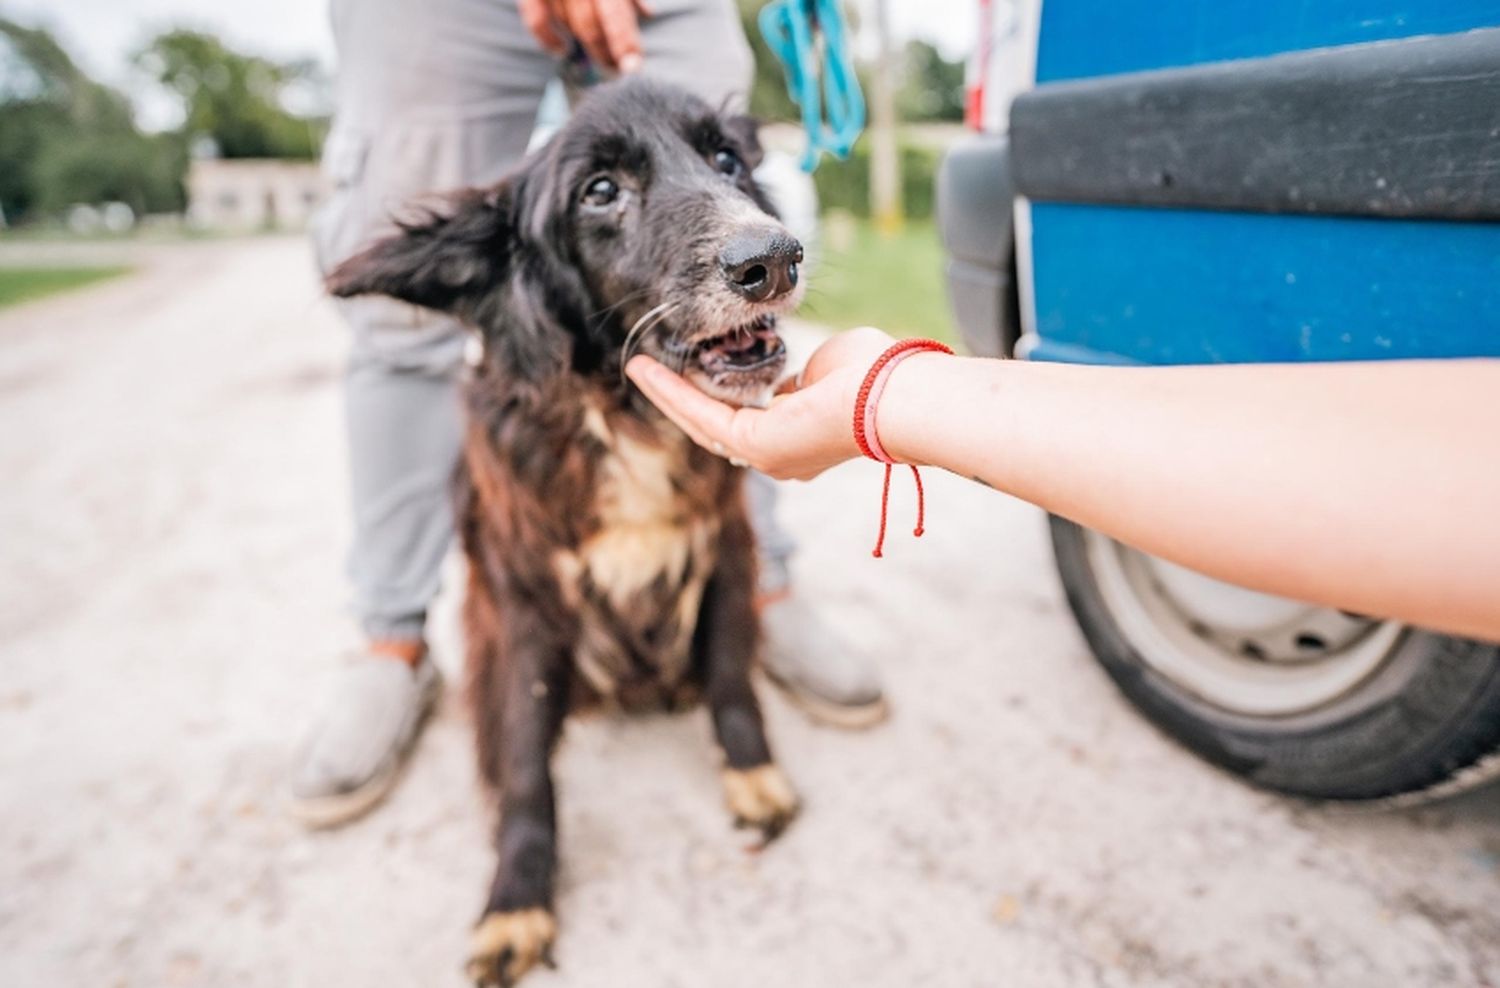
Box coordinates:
[1084,530,1403,717]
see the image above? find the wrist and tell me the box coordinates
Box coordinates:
[846,338,954,557]
[852,339,954,466]
[869,350,950,466]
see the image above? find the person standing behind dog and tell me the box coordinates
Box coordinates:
[293,0,884,828]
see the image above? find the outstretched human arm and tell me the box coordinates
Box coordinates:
[626,330,1500,641]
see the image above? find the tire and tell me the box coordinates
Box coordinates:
[1049,516,1500,802]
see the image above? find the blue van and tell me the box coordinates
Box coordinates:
[938,0,1500,802]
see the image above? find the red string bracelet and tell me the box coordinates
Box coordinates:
[852,338,954,557]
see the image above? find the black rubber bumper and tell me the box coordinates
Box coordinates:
[1011,28,1500,220]
[936,134,1020,358]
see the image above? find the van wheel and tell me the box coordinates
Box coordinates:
[1049,516,1500,802]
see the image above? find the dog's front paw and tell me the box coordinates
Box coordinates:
[467,908,556,987]
[722,764,799,842]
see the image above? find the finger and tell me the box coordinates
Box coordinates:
[625,356,736,442]
[565,0,612,69]
[625,356,740,447]
[519,0,566,53]
[598,0,644,73]
[726,409,779,471]
[632,0,655,17]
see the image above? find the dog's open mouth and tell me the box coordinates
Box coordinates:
[675,315,786,374]
[667,314,787,406]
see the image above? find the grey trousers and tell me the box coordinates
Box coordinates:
[313,0,795,640]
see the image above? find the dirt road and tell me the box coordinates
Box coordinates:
[2,236,1497,988]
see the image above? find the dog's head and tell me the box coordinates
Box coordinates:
[327,78,798,406]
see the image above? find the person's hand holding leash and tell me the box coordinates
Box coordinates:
[627,327,901,481]
[520,0,653,73]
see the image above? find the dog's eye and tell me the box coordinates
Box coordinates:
[582,176,619,207]
[712,148,743,177]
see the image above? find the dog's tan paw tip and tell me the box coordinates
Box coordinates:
[722,764,799,841]
[468,908,557,987]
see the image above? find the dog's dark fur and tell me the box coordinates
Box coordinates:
[327,79,804,987]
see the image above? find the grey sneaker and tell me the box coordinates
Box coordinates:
[760,595,888,729]
[289,650,442,828]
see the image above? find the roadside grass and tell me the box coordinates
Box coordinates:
[0,266,132,310]
[801,216,956,345]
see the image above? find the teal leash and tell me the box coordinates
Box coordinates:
[758,0,866,172]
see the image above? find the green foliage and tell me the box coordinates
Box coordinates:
[898,40,964,122]
[737,4,964,127]
[32,133,186,216]
[0,266,131,309]
[0,17,186,223]
[0,18,324,224]
[134,30,323,160]
[801,218,954,343]
[812,140,941,220]
[0,98,55,220]
[734,5,957,222]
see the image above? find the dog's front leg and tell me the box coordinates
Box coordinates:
[697,510,800,843]
[468,610,567,988]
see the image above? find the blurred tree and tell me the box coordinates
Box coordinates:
[134,30,324,160]
[32,133,186,217]
[0,18,185,222]
[897,40,964,122]
[1,17,80,105]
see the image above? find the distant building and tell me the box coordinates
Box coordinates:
[186,159,327,231]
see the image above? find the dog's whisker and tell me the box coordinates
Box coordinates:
[619,301,679,381]
[589,286,655,323]
[667,332,695,375]
[624,303,676,356]
[634,310,681,369]
[657,326,693,375]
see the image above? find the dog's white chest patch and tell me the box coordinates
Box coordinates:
[553,407,715,696]
[582,407,700,599]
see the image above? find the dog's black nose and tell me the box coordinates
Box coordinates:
[720,230,803,303]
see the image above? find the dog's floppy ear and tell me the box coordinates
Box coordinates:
[722,114,765,171]
[326,185,511,313]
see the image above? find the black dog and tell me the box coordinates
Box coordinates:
[328,78,804,986]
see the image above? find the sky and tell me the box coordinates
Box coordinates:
[3,0,978,96]
[5,0,335,83]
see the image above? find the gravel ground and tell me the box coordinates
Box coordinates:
[1,236,1497,988]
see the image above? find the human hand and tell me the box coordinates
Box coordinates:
[625,326,898,480]
[519,0,653,73]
